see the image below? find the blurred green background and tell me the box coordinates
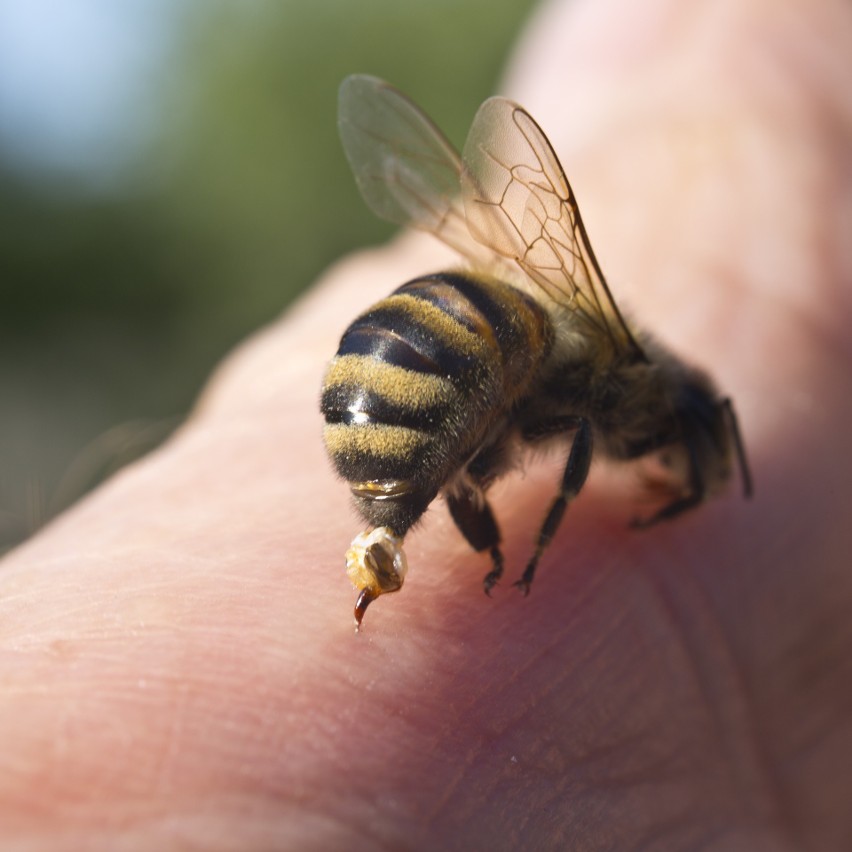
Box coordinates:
[0,0,538,553]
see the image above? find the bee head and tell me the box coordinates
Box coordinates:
[675,371,752,500]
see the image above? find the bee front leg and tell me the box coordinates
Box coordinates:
[516,418,593,595]
[631,439,704,528]
[446,487,505,595]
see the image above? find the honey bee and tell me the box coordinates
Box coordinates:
[322,75,752,630]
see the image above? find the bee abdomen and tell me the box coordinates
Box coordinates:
[335,272,550,388]
[336,324,446,377]
[321,349,463,482]
[321,272,550,494]
[321,381,453,430]
[394,272,552,395]
[338,280,500,383]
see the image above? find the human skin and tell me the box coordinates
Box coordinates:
[2,0,851,848]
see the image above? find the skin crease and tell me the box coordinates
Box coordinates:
[1,0,851,848]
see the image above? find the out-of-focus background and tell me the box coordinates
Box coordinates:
[0,0,538,554]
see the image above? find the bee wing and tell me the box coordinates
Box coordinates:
[338,75,510,271]
[461,97,643,357]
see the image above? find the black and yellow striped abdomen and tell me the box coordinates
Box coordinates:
[321,272,551,534]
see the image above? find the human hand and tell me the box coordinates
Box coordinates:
[2,0,851,848]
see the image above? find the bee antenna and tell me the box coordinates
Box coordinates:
[722,399,753,499]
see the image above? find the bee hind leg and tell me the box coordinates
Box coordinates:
[446,487,504,595]
[515,418,593,595]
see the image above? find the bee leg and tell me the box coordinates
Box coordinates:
[446,488,504,595]
[632,492,702,527]
[515,418,593,595]
[631,440,704,528]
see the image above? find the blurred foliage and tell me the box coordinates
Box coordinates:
[0,0,538,551]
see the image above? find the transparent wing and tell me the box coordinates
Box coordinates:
[338,75,509,271]
[461,97,643,357]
